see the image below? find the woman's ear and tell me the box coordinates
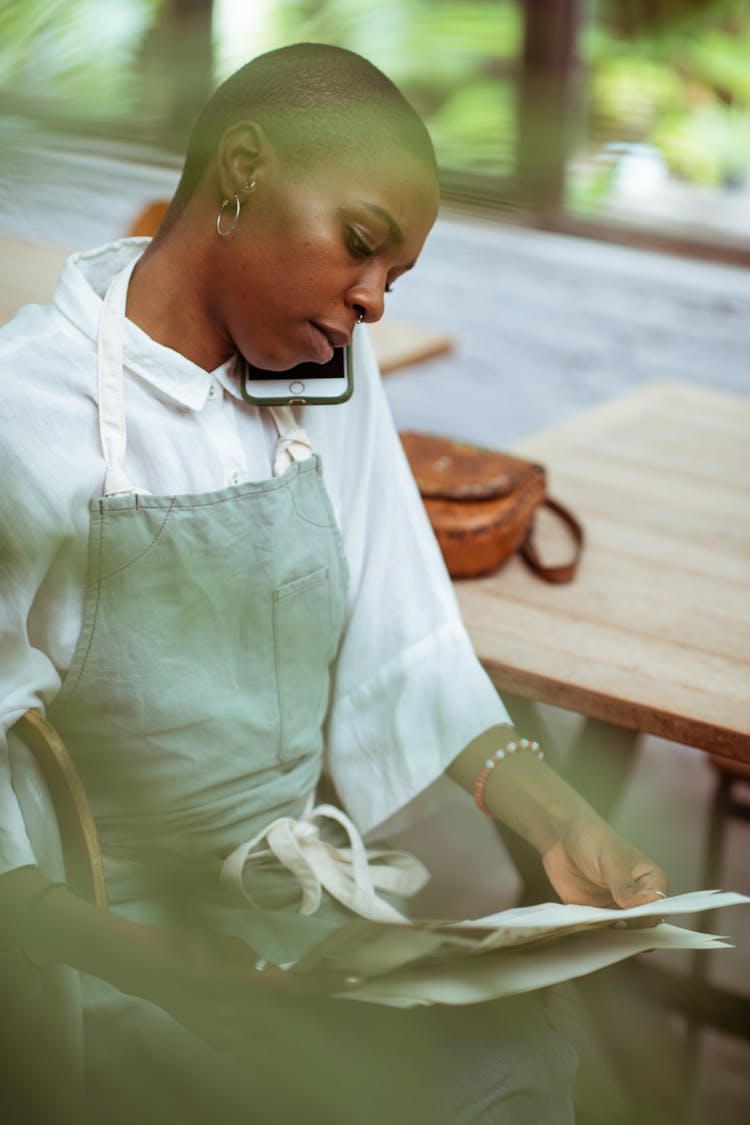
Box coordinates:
[216,121,274,201]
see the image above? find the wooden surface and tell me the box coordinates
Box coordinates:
[0,236,452,372]
[454,382,750,764]
[367,318,452,373]
[0,236,69,325]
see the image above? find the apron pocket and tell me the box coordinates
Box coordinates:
[273,567,334,763]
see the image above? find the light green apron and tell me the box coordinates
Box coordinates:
[40,257,578,1125]
[47,256,423,966]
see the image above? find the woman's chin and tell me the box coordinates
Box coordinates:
[241,345,316,374]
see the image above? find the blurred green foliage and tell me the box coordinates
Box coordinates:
[262,0,750,192]
[583,0,750,187]
[0,0,163,120]
[262,0,522,175]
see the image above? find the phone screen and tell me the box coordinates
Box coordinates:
[245,351,346,380]
[240,345,353,405]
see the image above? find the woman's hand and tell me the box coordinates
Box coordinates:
[541,810,668,911]
[1,868,362,1052]
[127,923,363,1051]
[447,726,669,918]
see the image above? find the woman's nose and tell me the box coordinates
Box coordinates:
[346,273,387,325]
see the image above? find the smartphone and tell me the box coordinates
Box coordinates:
[240,345,354,406]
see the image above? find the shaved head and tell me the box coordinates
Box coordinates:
[172,43,436,208]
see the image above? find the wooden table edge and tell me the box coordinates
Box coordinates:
[512,380,750,460]
[481,660,750,763]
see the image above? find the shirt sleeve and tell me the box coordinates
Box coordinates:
[0,444,68,874]
[0,320,84,875]
[318,327,511,836]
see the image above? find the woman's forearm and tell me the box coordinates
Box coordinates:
[0,865,160,995]
[0,864,367,1051]
[448,724,668,911]
[446,723,599,853]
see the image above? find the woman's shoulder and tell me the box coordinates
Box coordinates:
[0,299,97,414]
[0,301,100,514]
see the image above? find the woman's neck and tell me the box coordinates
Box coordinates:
[125,230,234,372]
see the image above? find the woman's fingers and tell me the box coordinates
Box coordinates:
[200,933,365,1000]
[609,858,670,926]
[253,962,365,998]
[147,927,366,1051]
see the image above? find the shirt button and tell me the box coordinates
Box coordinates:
[207,383,219,400]
[228,470,241,486]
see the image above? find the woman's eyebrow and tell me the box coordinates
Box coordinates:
[359,202,403,244]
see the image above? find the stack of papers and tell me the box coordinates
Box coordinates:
[293,890,748,1007]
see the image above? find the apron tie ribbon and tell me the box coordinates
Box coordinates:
[220,802,430,924]
[269,405,314,476]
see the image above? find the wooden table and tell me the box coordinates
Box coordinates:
[455,381,750,770]
[0,236,453,373]
[456,382,750,1047]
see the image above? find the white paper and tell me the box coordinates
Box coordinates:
[343,924,731,1008]
[462,889,749,933]
[290,889,748,1007]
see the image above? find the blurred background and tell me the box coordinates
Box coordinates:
[0,3,748,1124]
[1,0,750,257]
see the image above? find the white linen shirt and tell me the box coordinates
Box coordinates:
[0,238,510,874]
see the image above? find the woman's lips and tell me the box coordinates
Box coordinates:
[308,322,334,362]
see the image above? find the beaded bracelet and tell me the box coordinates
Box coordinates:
[473,737,544,816]
[21,881,68,970]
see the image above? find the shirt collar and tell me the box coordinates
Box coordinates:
[214,357,247,402]
[53,238,236,410]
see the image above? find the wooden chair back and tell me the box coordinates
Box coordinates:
[10,710,106,907]
[1,711,106,1123]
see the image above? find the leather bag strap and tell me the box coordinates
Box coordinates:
[519,498,584,584]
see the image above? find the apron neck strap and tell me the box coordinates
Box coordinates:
[98,259,314,491]
[97,257,143,496]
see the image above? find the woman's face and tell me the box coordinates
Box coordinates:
[210,150,439,371]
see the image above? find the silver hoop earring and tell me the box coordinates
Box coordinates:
[216,194,241,238]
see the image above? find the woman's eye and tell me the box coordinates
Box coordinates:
[347,229,374,257]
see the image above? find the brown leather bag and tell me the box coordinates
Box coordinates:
[399,432,583,582]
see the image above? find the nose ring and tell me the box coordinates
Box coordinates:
[356,313,365,324]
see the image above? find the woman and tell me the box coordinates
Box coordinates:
[0,43,666,1124]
